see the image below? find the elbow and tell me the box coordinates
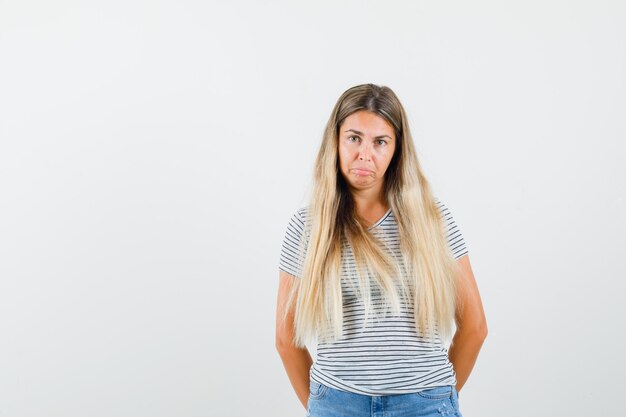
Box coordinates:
[476,318,488,340]
[275,334,294,353]
[458,319,488,341]
[478,322,488,340]
[275,334,284,352]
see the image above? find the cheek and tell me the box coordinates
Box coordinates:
[336,150,345,171]
[374,148,391,161]
[338,147,350,165]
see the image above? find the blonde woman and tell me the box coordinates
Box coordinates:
[275,83,487,417]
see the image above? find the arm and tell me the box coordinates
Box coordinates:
[275,270,313,410]
[448,254,488,393]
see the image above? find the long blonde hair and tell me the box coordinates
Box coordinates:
[282,83,462,348]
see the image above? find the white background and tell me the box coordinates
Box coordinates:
[1,1,625,416]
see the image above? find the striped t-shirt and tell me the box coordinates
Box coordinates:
[278,199,469,395]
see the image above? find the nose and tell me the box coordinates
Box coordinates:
[359,143,371,161]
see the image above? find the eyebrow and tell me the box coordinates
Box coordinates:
[344,129,392,140]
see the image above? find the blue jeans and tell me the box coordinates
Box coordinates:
[307,380,463,417]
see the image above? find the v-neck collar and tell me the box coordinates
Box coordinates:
[367,208,392,230]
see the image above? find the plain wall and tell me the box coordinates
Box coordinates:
[1,1,625,416]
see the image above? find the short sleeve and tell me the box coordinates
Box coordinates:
[278,207,309,278]
[436,199,469,260]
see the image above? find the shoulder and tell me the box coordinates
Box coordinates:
[432,196,448,217]
[432,196,462,233]
[433,197,469,258]
[432,197,459,227]
[288,205,310,227]
[296,205,311,221]
[283,205,312,241]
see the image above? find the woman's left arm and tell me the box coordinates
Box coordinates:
[448,254,488,393]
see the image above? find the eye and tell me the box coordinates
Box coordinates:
[376,140,387,146]
[348,135,360,142]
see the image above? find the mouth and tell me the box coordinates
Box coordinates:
[352,169,373,176]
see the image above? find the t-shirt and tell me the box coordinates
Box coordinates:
[278,199,469,395]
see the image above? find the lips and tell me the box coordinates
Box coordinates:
[352,168,373,175]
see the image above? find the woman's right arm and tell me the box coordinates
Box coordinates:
[275,270,313,410]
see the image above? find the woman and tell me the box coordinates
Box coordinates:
[275,83,487,417]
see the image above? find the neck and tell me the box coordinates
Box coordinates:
[350,186,388,215]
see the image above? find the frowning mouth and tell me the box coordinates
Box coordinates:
[352,168,373,176]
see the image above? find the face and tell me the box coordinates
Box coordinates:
[337,110,396,193]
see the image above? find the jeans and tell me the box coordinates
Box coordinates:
[306,379,463,417]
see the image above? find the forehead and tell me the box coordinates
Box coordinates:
[339,110,395,137]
